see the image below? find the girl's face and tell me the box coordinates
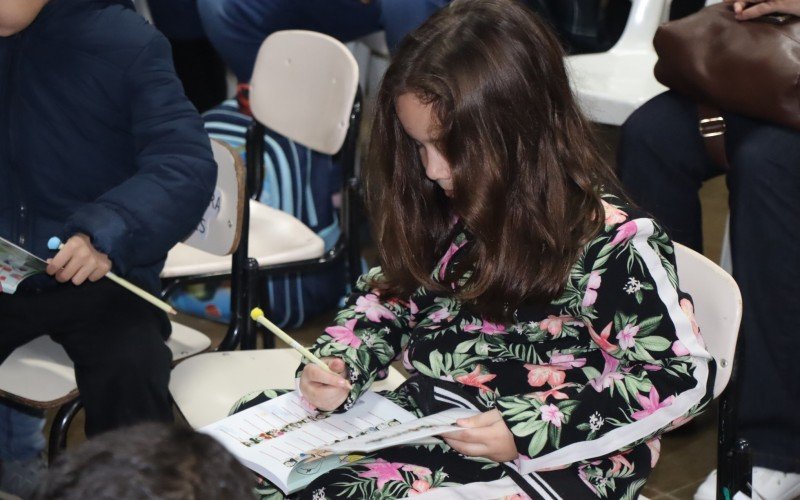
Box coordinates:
[396,93,454,198]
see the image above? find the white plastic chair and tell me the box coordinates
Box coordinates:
[170,349,406,429]
[565,0,669,125]
[673,242,742,397]
[0,139,245,461]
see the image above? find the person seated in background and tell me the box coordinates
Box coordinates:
[0,0,216,496]
[617,2,800,498]
[34,423,256,499]
[230,0,714,498]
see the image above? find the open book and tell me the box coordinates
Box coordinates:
[0,236,47,294]
[201,391,479,494]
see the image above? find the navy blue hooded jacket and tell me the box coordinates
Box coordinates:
[0,0,216,293]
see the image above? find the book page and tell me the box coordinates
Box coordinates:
[0,236,47,294]
[324,407,479,454]
[201,391,416,494]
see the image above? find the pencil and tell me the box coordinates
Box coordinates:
[250,307,336,375]
[47,237,177,316]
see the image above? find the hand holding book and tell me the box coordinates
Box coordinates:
[442,408,518,462]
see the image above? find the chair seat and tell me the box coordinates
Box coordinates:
[566,50,667,126]
[0,322,211,407]
[161,200,325,278]
[169,349,408,429]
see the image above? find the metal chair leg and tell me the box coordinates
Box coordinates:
[47,398,82,464]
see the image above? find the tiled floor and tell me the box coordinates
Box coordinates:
[47,124,731,500]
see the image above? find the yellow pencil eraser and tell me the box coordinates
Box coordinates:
[250,307,264,320]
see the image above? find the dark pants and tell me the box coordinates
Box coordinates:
[617,91,800,473]
[0,280,173,436]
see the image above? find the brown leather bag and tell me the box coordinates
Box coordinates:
[652,3,800,166]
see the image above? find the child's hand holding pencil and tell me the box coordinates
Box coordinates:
[250,308,352,411]
[298,357,352,411]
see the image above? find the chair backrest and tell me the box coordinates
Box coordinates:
[611,0,669,53]
[181,139,246,256]
[249,30,359,155]
[674,243,743,398]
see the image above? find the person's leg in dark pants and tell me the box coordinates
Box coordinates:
[197,0,382,82]
[617,91,726,251]
[724,114,800,474]
[0,280,173,436]
[618,91,800,496]
[146,0,228,112]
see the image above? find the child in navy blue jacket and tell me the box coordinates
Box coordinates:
[0,0,216,494]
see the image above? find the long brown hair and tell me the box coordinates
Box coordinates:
[365,0,622,321]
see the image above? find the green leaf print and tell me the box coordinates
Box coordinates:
[527,426,549,457]
[636,335,672,352]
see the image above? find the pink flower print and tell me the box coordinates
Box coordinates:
[666,415,693,432]
[678,297,706,349]
[540,404,565,427]
[582,272,602,307]
[610,220,639,247]
[549,353,587,370]
[402,348,414,371]
[358,459,405,489]
[324,318,362,348]
[407,479,432,495]
[680,298,700,336]
[427,307,451,323]
[524,364,565,388]
[401,464,432,478]
[586,321,619,353]
[354,294,396,322]
[409,299,419,315]
[602,200,628,226]
[616,323,639,350]
[646,437,661,468]
[539,315,576,337]
[671,339,690,356]
[631,387,675,420]
[608,453,633,474]
[455,364,497,394]
[531,383,574,403]
[589,350,624,392]
[438,241,467,280]
[481,321,507,335]
[463,322,482,332]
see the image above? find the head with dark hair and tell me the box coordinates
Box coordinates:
[366,0,621,320]
[34,423,255,499]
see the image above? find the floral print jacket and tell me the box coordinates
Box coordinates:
[299,197,714,474]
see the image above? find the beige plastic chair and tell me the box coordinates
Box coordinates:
[0,139,245,460]
[170,349,406,429]
[163,30,362,349]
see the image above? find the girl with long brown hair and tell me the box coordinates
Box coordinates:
[239,0,713,497]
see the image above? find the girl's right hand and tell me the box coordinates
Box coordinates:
[298,357,352,411]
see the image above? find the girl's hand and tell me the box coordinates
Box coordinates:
[442,409,518,462]
[46,233,112,285]
[724,0,800,20]
[298,357,352,411]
